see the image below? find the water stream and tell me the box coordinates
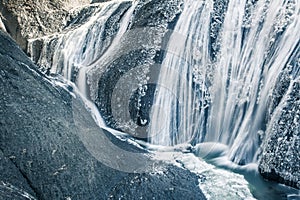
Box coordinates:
[149,0,300,164]
[28,0,300,199]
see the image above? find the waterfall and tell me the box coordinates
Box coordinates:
[149,0,300,164]
[149,0,212,146]
[77,1,136,97]
[29,1,134,99]
[28,0,299,166]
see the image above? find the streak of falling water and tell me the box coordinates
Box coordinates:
[51,2,120,82]
[34,1,136,98]
[149,0,300,164]
[149,0,213,146]
[77,1,137,97]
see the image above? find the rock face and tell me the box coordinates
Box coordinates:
[0,0,90,50]
[259,81,300,189]
[259,47,300,189]
[94,0,184,137]
[0,150,36,199]
[91,0,111,3]
[0,30,206,199]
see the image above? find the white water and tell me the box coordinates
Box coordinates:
[27,0,299,169]
[149,0,300,164]
[52,3,119,81]
[77,1,137,97]
[27,0,300,198]
[28,0,299,165]
[30,1,134,99]
[149,0,212,146]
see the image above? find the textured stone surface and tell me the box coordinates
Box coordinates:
[95,0,183,137]
[0,0,90,50]
[0,30,206,199]
[0,150,37,199]
[259,79,300,189]
[258,43,300,189]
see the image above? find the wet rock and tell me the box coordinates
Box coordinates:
[95,0,183,137]
[259,79,300,189]
[259,42,300,189]
[0,30,206,199]
[0,0,90,50]
[0,151,37,199]
[209,0,229,61]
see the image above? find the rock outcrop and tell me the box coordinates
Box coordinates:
[0,30,206,199]
[0,0,90,50]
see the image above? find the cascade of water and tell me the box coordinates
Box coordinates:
[28,0,299,165]
[47,3,120,78]
[149,0,213,146]
[149,0,300,164]
[31,1,135,99]
[78,1,137,97]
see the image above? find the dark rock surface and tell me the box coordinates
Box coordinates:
[0,150,37,199]
[91,0,111,3]
[209,0,229,61]
[0,30,206,199]
[0,0,90,50]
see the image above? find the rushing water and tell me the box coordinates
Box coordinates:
[28,1,134,98]
[28,0,299,198]
[149,0,300,164]
[29,0,299,168]
[29,0,300,163]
